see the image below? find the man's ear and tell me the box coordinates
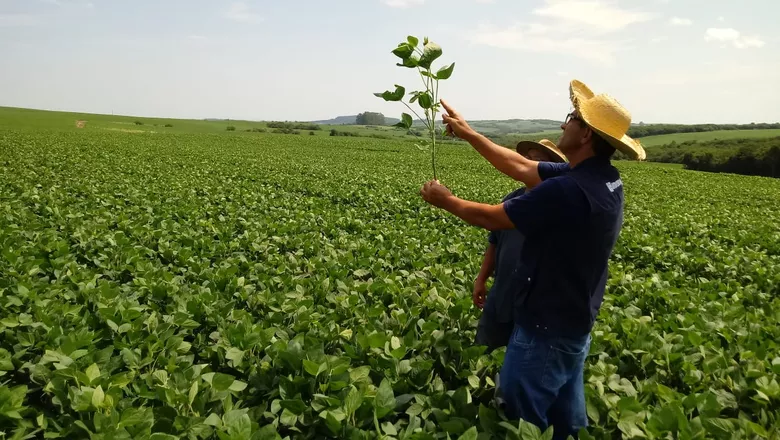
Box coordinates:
[581,126,594,146]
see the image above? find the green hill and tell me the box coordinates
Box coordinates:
[639,129,780,148]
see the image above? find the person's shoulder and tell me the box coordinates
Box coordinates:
[502,186,527,202]
[538,161,570,180]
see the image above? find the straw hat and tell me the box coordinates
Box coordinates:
[516,139,567,163]
[569,80,646,160]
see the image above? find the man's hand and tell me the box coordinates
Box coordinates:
[419,180,453,209]
[473,277,487,309]
[441,100,476,140]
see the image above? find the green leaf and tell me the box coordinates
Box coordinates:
[150,434,179,440]
[418,41,442,69]
[382,421,398,436]
[229,380,247,392]
[349,366,371,383]
[392,44,414,60]
[396,55,420,68]
[467,375,480,388]
[394,113,413,130]
[303,359,321,376]
[457,427,478,440]
[374,85,405,102]
[344,386,363,416]
[518,419,542,439]
[85,363,100,384]
[417,92,433,109]
[212,373,236,391]
[407,36,419,47]
[254,425,282,440]
[188,381,198,405]
[478,404,499,433]
[436,63,455,80]
[92,385,105,408]
[702,418,734,438]
[374,378,396,418]
[204,413,222,427]
[281,399,307,415]
[225,347,244,366]
[280,408,297,426]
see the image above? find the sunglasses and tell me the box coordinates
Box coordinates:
[564,112,583,125]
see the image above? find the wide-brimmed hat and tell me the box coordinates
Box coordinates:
[516,139,567,163]
[569,80,646,160]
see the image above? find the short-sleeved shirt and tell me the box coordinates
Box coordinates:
[483,187,527,323]
[501,156,625,337]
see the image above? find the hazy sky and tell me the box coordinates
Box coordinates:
[1,0,778,124]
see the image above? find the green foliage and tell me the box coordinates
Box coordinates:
[164,123,174,128]
[628,122,780,138]
[226,125,236,131]
[375,35,455,180]
[356,112,387,126]
[646,136,780,178]
[267,121,321,131]
[271,128,301,135]
[1,126,780,439]
[134,120,144,126]
[330,129,361,137]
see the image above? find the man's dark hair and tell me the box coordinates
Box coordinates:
[592,132,616,158]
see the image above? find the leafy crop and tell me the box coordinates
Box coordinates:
[374,35,455,180]
[0,124,779,439]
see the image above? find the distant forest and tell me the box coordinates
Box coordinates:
[639,136,780,178]
[627,123,780,138]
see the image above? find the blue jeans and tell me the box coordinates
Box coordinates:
[498,324,591,439]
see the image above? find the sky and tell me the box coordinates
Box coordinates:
[1,0,778,124]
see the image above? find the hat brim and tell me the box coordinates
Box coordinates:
[516,140,567,163]
[587,123,647,160]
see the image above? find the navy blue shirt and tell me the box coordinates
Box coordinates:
[502,156,624,337]
[483,187,527,324]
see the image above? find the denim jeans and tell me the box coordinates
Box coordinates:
[498,324,591,440]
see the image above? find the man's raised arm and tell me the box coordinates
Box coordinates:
[440,100,543,187]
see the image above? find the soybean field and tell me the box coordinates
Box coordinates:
[1,114,780,439]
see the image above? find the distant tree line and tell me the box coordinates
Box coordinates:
[356,112,386,126]
[330,129,360,137]
[267,121,321,131]
[644,137,780,178]
[627,123,780,138]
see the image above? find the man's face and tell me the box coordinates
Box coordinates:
[525,147,551,162]
[557,110,586,156]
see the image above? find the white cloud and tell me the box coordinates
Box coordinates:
[465,1,652,65]
[189,35,207,41]
[717,16,725,22]
[669,16,692,26]
[0,14,40,27]
[224,2,263,23]
[532,0,655,33]
[556,71,569,76]
[475,0,495,3]
[381,0,425,7]
[650,36,668,43]
[705,28,765,49]
[466,23,622,64]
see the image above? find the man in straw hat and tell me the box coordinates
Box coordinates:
[419,79,645,438]
[474,139,566,353]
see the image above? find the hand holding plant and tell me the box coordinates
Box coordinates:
[374,36,455,180]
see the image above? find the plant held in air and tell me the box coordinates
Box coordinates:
[374,36,454,180]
